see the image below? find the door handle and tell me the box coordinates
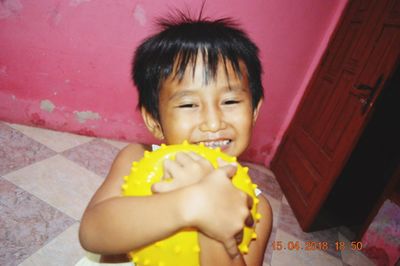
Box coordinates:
[352,74,384,114]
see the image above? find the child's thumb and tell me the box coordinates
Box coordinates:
[218,163,238,179]
[151,182,173,193]
[223,238,240,258]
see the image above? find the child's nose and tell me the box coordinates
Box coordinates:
[199,106,226,132]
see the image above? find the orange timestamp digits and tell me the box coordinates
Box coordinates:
[335,241,363,251]
[305,241,329,251]
[272,240,364,252]
[272,240,301,251]
[272,241,328,251]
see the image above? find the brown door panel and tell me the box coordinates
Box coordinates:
[271,0,400,231]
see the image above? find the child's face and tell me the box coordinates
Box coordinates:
[143,58,262,157]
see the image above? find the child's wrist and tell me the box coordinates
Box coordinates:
[178,185,201,228]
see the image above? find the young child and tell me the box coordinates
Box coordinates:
[78,14,272,266]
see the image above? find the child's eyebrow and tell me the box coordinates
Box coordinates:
[223,84,246,92]
[168,90,196,101]
[168,84,247,101]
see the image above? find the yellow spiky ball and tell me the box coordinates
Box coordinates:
[122,141,261,266]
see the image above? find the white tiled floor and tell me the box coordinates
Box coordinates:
[5,155,102,220]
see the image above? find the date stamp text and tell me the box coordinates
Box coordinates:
[272,240,363,251]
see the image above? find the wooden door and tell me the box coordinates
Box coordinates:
[271,0,400,231]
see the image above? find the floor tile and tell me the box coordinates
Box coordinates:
[8,123,93,153]
[61,139,120,178]
[0,123,56,176]
[267,196,281,228]
[270,229,343,266]
[246,163,283,201]
[277,203,340,258]
[102,138,129,150]
[281,195,289,206]
[0,178,75,266]
[4,155,103,220]
[19,223,85,266]
[264,224,278,265]
[276,202,306,238]
[338,226,357,242]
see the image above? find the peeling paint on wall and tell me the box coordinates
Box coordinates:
[40,99,55,113]
[133,4,146,26]
[0,0,23,19]
[74,110,101,123]
[30,113,46,126]
[48,2,62,26]
[77,128,96,137]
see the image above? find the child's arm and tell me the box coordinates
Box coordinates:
[79,143,251,256]
[79,143,188,254]
[152,153,273,263]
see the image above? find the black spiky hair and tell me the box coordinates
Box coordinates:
[132,12,264,121]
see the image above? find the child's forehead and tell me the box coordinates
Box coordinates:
[159,57,250,95]
[168,53,247,85]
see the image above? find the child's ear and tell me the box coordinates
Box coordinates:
[252,99,263,125]
[141,107,164,140]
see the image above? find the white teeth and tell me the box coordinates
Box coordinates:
[202,140,230,148]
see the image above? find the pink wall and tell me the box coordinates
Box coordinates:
[0,0,347,165]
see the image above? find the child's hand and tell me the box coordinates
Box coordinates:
[182,163,254,258]
[151,152,214,193]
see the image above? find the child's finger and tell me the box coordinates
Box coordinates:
[151,182,174,193]
[217,164,238,180]
[175,152,195,167]
[223,238,240,258]
[186,151,203,161]
[162,159,181,179]
[234,230,243,244]
[162,159,173,179]
[187,152,214,170]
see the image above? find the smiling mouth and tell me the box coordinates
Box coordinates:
[199,139,232,149]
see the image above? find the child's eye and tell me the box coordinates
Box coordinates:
[177,103,197,108]
[223,100,241,105]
